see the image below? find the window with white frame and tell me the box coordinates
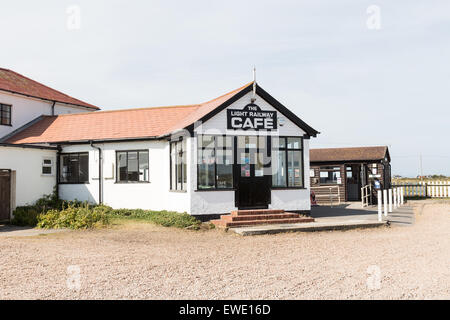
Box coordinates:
[42,158,54,175]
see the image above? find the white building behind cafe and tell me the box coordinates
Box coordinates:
[0,69,319,221]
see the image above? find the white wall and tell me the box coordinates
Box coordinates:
[0,146,57,215]
[0,91,95,139]
[59,140,191,213]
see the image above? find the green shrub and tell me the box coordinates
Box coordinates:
[110,209,201,229]
[11,189,102,228]
[37,204,111,229]
[11,206,43,226]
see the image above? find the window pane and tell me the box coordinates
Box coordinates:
[175,142,182,190]
[42,166,52,175]
[200,135,215,148]
[68,155,80,183]
[181,141,187,190]
[319,167,341,184]
[217,147,233,188]
[171,144,177,189]
[216,136,232,148]
[217,164,233,188]
[0,105,11,125]
[127,152,138,181]
[255,152,264,177]
[60,155,69,182]
[288,151,303,187]
[79,153,89,183]
[139,151,149,182]
[287,137,301,149]
[272,137,285,149]
[272,150,287,187]
[117,152,127,182]
[198,148,215,188]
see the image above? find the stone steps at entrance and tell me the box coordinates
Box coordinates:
[211,209,314,228]
[231,209,284,216]
[221,213,300,222]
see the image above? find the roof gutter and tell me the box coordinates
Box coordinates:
[0,88,99,111]
[90,141,103,205]
[0,142,57,150]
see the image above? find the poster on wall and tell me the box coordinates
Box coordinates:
[227,103,277,130]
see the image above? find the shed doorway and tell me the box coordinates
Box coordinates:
[346,165,361,201]
[0,169,11,221]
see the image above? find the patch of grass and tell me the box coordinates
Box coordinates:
[109,209,201,229]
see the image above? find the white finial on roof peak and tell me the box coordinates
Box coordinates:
[251,66,256,103]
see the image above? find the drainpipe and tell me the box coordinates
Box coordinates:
[56,145,62,199]
[51,101,56,116]
[90,141,103,204]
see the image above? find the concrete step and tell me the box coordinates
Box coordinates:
[211,217,314,228]
[231,209,285,216]
[221,213,300,222]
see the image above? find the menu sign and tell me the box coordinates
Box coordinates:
[227,103,277,130]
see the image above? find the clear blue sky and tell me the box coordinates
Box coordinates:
[1,1,449,176]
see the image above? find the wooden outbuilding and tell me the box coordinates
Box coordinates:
[310,146,391,204]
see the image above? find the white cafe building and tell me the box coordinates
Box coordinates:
[0,68,319,221]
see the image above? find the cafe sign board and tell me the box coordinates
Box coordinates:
[227,103,277,130]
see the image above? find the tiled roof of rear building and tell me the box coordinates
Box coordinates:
[310,146,389,162]
[0,68,99,110]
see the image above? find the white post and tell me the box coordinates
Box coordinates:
[361,187,364,207]
[393,188,397,209]
[400,187,404,205]
[377,190,382,221]
[440,181,443,198]
[388,189,393,213]
[383,189,388,216]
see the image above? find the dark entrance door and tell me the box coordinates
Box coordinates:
[346,164,361,201]
[235,136,271,209]
[0,169,11,221]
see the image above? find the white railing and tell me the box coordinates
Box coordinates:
[377,187,404,222]
[361,184,373,207]
[311,185,341,207]
[392,181,450,198]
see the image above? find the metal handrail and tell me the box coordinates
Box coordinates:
[361,184,373,207]
[311,185,341,207]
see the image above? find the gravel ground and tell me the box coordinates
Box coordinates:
[0,202,449,299]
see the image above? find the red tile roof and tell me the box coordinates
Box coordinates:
[310,146,389,162]
[5,82,253,144]
[0,68,99,110]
